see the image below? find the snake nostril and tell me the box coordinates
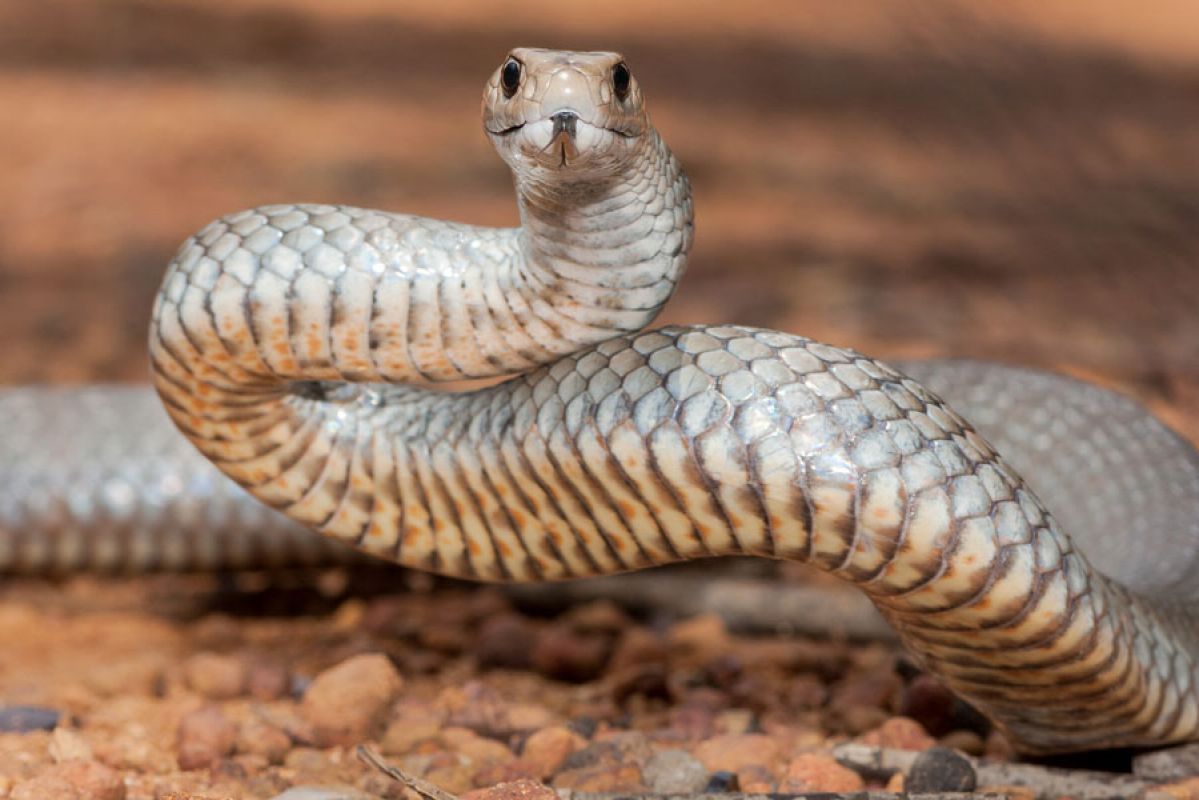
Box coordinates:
[551,111,578,139]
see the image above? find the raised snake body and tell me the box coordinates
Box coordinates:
[2,49,1198,754]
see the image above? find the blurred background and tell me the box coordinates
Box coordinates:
[1,0,1196,439]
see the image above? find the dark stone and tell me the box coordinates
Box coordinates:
[0,705,60,732]
[703,770,739,792]
[905,746,977,793]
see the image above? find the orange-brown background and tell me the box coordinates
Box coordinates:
[2,0,1196,438]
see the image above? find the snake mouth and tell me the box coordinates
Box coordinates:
[486,120,638,139]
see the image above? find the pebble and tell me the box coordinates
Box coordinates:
[183,651,247,700]
[1145,777,1199,799]
[859,716,936,750]
[270,788,377,800]
[703,770,738,791]
[461,779,557,800]
[177,706,237,770]
[531,624,611,681]
[939,729,985,756]
[904,746,977,792]
[440,727,514,765]
[235,718,292,765]
[779,753,864,793]
[642,749,708,793]
[693,733,779,774]
[735,763,776,793]
[666,614,732,664]
[247,661,292,701]
[475,614,540,670]
[520,725,586,778]
[11,760,126,800]
[899,674,957,736]
[553,763,645,792]
[978,784,1035,800]
[0,705,61,732]
[49,728,94,762]
[1136,743,1199,781]
[300,653,404,747]
[561,599,630,634]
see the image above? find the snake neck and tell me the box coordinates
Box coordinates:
[513,128,693,336]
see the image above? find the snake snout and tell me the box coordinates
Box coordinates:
[551,111,578,140]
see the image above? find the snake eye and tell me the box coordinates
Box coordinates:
[612,62,631,101]
[500,58,522,98]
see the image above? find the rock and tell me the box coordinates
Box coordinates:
[642,749,708,793]
[50,728,94,762]
[182,651,247,700]
[1146,777,1199,799]
[693,733,779,774]
[270,788,376,800]
[300,653,404,747]
[899,674,957,736]
[859,716,936,751]
[0,705,61,732]
[1135,743,1199,782]
[904,746,977,793]
[666,614,732,664]
[11,760,126,800]
[703,771,738,792]
[835,703,889,735]
[779,753,864,793]
[177,706,237,770]
[831,668,902,712]
[440,727,514,766]
[235,718,291,765]
[461,779,557,800]
[473,760,543,787]
[607,627,668,673]
[552,763,645,792]
[978,785,1035,800]
[475,614,540,670]
[561,600,630,634]
[247,661,291,701]
[786,673,828,710]
[735,764,776,793]
[520,726,586,778]
[531,624,610,681]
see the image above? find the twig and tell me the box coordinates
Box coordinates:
[507,573,895,641]
[358,745,460,800]
[833,743,1155,800]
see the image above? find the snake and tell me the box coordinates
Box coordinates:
[2,48,1198,755]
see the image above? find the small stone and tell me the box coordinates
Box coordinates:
[703,771,738,792]
[520,726,586,778]
[270,788,377,800]
[859,716,936,750]
[461,779,557,800]
[475,614,540,670]
[183,652,247,700]
[899,674,958,736]
[905,746,976,792]
[779,753,864,793]
[49,728,93,762]
[735,764,776,793]
[1135,743,1199,782]
[236,718,291,765]
[978,785,1035,800]
[835,703,889,734]
[0,705,61,733]
[531,624,610,681]
[667,614,732,664]
[300,653,404,747]
[693,733,779,774]
[473,760,543,787]
[832,668,902,712]
[642,749,708,793]
[561,600,630,634]
[552,763,645,792]
[440,727,514,765]
[12,760,126,800]
[1146,777,1199,799]
[786,673,828,710]
[607,627,668,673]
[247,661,291,701]
[177,706,237,770]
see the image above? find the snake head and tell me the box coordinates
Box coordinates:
[483,48,649,178]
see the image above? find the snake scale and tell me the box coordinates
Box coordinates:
[3,49,1199,755]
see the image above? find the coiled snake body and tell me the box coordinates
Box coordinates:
[3,49,1199,754]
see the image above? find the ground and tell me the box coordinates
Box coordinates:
[1,2,1197,798]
